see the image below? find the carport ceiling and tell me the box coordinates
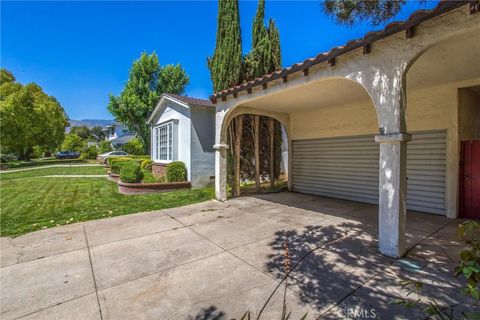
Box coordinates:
[407,30,480,90]
[244,78,371,113]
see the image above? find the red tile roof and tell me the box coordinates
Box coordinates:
[210,0,474,103]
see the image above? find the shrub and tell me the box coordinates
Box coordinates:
[98,140,112,154]
[107,155,149,166]
[119,162,143,183]
[122,138,145,155]
[108,157,131,166]
[80,146,98,160]
[141,169,160,183]
[166,161,187,182]
[140,159,153,171]
[111,160,134,174]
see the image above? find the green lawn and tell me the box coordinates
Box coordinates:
[2,158,92,169]
[0,166,107,181]
[0,167,214,237]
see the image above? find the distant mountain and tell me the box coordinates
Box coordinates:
[66,119,116,132]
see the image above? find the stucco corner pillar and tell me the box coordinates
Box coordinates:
[375,133,411,258]
[214,143,229,201]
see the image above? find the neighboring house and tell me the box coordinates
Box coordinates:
[102,122,135,150]
[147,94,216,187]
[211,2,480,258]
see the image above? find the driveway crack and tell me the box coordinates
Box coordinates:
[82,225,104,320]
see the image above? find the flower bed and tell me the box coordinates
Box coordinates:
[118,181,191,195]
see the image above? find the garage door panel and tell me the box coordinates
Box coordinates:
[292,130,446,215]
[294,173,379,183]
[294,186,379,204]
[295,176,379,190]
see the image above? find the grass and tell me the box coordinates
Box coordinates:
[0,166,107,181]
[0,167,214,237]
[1,158,93,169]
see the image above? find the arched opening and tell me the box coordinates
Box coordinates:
[404,29,480,218]
[217,77,382,203]
[222,109,289,198]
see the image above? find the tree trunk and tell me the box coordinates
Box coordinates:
[228,124,235,196]
[251,115,261,193]
[268,118,275,189]
[233,116,243,197]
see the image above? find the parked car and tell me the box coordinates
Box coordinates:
[56,151,80,159]
[97,151,129,164]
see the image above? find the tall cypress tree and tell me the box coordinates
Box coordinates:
[268,18,281,72]
[252,0,267,49]
[208,0,242,93]
[242,0,281,82]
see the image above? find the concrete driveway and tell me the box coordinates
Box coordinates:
[0,192,475,319]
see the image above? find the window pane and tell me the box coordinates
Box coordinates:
[155,122,173,161]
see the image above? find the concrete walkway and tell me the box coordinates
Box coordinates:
[0,164,101,173]
[42,175,107,178]
[0,193,476,319]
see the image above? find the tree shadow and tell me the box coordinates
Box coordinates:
[264,220,476,318]
[187,305,226,320]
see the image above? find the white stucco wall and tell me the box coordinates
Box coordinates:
[151,100,192,181]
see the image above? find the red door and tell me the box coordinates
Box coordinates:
[460,141,480,219]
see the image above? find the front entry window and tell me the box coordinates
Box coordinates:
[155,122,173,161]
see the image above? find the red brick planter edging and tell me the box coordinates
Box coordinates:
[108,172,120,182]
[118,181,191,195]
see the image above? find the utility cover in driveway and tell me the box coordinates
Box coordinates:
[292,130,446,215]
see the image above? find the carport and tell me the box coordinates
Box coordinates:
[211,2,480,258]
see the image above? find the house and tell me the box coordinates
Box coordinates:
[147,94,216,187]
[210,2,480,258]
[102,122,135,150]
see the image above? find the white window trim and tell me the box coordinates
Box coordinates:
[153,121,174,163]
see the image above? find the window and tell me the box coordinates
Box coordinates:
[154,122,173,161]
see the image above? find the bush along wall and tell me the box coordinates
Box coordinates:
[166,161,187,182]
[119,162,143,183]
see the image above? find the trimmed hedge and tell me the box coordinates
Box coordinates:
[166,161,187,182]
[107,155,150,166]
[120,162,143,183]
[111,160,134,174]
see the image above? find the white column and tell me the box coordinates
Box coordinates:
[214,144,229,201]
[375,133,411,257]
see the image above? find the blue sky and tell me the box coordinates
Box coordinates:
[1,1,436,120]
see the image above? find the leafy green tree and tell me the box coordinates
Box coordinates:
[108,52,189,153]
[80,145,98,160]
[98,140,113,154]
[90,126,106,141]
[69,126,93,140]
[0,71,68,160]
[208,0,243,92]
[0,68,15,84]
[61,133,85,152]
[322,0,426,26]
[121,138,145,155]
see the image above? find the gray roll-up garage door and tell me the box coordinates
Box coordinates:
[292,130,446,215]
[292,135,380,204]
[406,130,446,214]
